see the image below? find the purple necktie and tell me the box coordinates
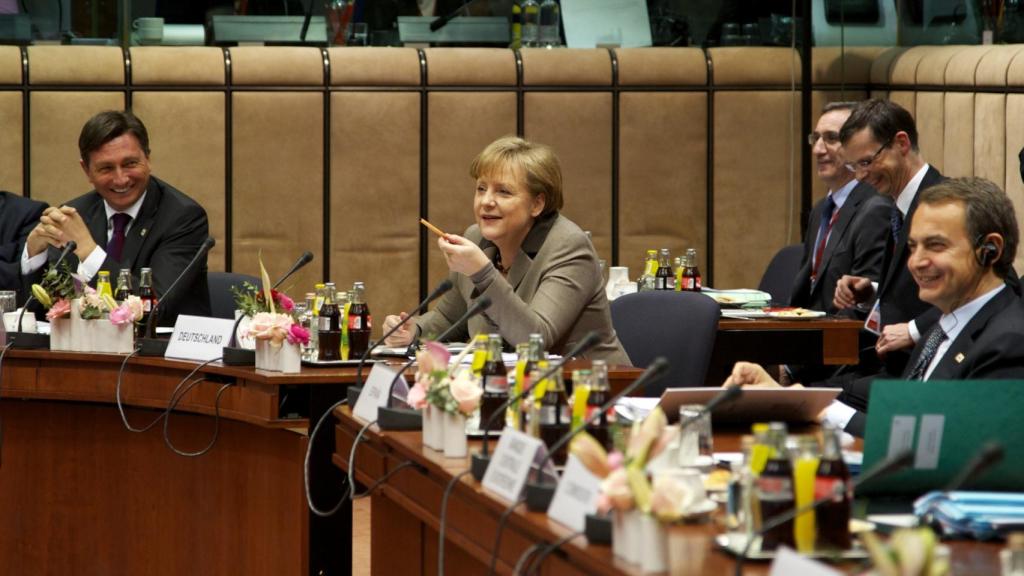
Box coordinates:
[107,213,131,262]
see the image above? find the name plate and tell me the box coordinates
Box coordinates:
[353,363,401,423]
[547,454,601,531]
[482,428,546,503]
[769,546,842,576]
[164,315,236,362]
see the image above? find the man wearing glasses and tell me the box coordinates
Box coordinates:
[831,98,943,378]
[790,102,892,315]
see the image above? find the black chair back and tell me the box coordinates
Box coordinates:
[610,291,720,396]
[207,272,260,319]
[757,244,804,305]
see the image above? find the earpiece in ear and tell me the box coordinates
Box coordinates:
[979,241,998,267]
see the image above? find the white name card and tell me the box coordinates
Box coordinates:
[353,363,401,423]
[164,315,236,362]
[547,454,601,531]
[482,428,546,503]
[769,546,842,576]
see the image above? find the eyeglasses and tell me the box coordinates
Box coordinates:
[844,137,893,174]
[807,131,841,147]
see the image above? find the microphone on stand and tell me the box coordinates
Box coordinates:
[469,331,602,482]
[944,441,1004,492]
[139,237,215,356]
[10,241,77,349]
[733,449,916,576]
[376,295,490,431]
[524,357,672,512]
[429,0,483,32]
[222,250,314,365]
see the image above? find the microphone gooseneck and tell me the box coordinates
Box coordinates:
[145,236,215,338]
[943,441,1004,492]
[272,250,314,291]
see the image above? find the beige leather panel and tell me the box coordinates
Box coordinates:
[974,93,1005,187]
[524,92,612,262]
[132,92,227,271]
[713,91,802,289]
[915,92,944,174]
[977,45,1024,86]
[229,47,323,86]
[28,46,124,85]
[232,92,323,290]
[329,47,420,86]
[811,46,886,84]
[888,91,916,117]
[1006,48,1024,86]
[426,92,517,290]
[130,47,226,86]
[331,91,421,326]
[29,91,124,206]
[619,92,706,277]
[425,48,515,86]
[0,92,21,193]
[709,48,801,86]
[0,46,21,85]
[889,47,928,85]
[942,92,974,177]
[1006,95,1024,273]
[614,48,706,86]
[945,45,993,86]
[915,46,961,85]
[521,48,611,86]
[870,47,907,84]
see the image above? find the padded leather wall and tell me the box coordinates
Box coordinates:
[230,47,323,86]
[0,92,21,194]
[424,48,516,86]
[132,92,227,271]
[329,47,420,86]
[521,48,611,86]
[27,46,124,85]
[0,46,21,85]
[974,93,1005,187]
[29,92,125,207]
[614,48,706,85]
[331,91,421,323]
[426,92,517,291]
[129,47,226,85]
[232,92,323,293]
[1007,95,1024,253]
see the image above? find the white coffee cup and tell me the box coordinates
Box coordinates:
[4,309,36,333]
[133,17,164,45]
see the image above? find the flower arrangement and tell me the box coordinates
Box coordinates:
[32,262,143,327]
[407,340,482,417]
[230,282,295,317]
[32,261,77,319]
[862,527,949,576]
[241,257,309,348]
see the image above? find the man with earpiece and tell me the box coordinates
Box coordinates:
[726,177,1024,436]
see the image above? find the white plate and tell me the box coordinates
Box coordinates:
[765,310,827,320]
[683,499,719,518]
[715,533,869,560]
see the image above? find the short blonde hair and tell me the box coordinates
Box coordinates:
[469,136,564,216]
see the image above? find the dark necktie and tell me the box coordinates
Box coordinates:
[907,325,947,381]
[811,195,838,283]
[890,207,904,246]
[107,213,131,262]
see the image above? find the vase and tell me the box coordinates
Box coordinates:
[49,317,71,351]
[612,509,642,566]
[255,339,301,373]
[89,320,134,354]
[70,299,88,352]
[442,411,467,458]
[422,403,443,451]
[638,512,669,573]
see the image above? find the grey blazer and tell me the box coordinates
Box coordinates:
[416,212,631,365]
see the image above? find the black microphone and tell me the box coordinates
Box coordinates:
[734,448,915,576]
[524,357,671,512]
[10,240,77,349]
[139,236,215,356]
[356,279,453,389]
[470,331,602,482]
[376,295,490,431]
[272,250,314,291]
[944,441,1004,492]
[298,0,314,42]
[429,0,482,31]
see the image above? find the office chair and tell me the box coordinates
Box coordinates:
[207,271,260,319]
[757,244,804,305]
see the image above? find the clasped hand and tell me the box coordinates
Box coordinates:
[833,274,875,310]
[27,206,97,259]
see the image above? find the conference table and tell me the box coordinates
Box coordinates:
[332,405,1005,575]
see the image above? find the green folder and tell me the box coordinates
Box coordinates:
[860,380,1024,496]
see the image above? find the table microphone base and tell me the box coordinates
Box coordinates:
[222,346,255,365]
[8,332,49,349]
[525,481,556,512]
[377,406,422,430]
[138,337,169,357]
[471,453,490,482]
[584,513,612,545]
[346,386,363,408]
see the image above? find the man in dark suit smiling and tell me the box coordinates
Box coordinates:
[22,110,210,324]
[0,191,46,299]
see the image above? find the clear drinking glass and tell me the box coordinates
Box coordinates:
[678,404,714,467]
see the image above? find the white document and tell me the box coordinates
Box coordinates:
[887,415,917,460]
[482,428,546,503]
[163,315,236,362]
[561,0,652,48]
[914,414,945,470]
[547,454,602,531]
[353,363,401,423]
[769,546,843,576]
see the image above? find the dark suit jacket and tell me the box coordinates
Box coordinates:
[839,286,1024,436]
[790,181,892,314]
[27,177,210,325]
[0,192,47,301]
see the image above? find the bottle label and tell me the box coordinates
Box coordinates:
[348,314,372,330]
[756,475,794,501]
[814,477,848,501]
[484,375,508,393]
[142,299,152,313]
[319,317,331,331]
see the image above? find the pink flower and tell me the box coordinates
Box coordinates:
[276,292,295,313]
[600,468,634,512]
[448,369,482,416]
[109,304,134,326]
[406,381,428,410]
[286,323,310,346]
[124,296,144,322]
[46,299,71,321]
[247,312,294,346]
[418,340,451,373]
[607,451,625,471]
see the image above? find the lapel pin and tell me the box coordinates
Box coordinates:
[954,353,965,363]
[140,228,148,237]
